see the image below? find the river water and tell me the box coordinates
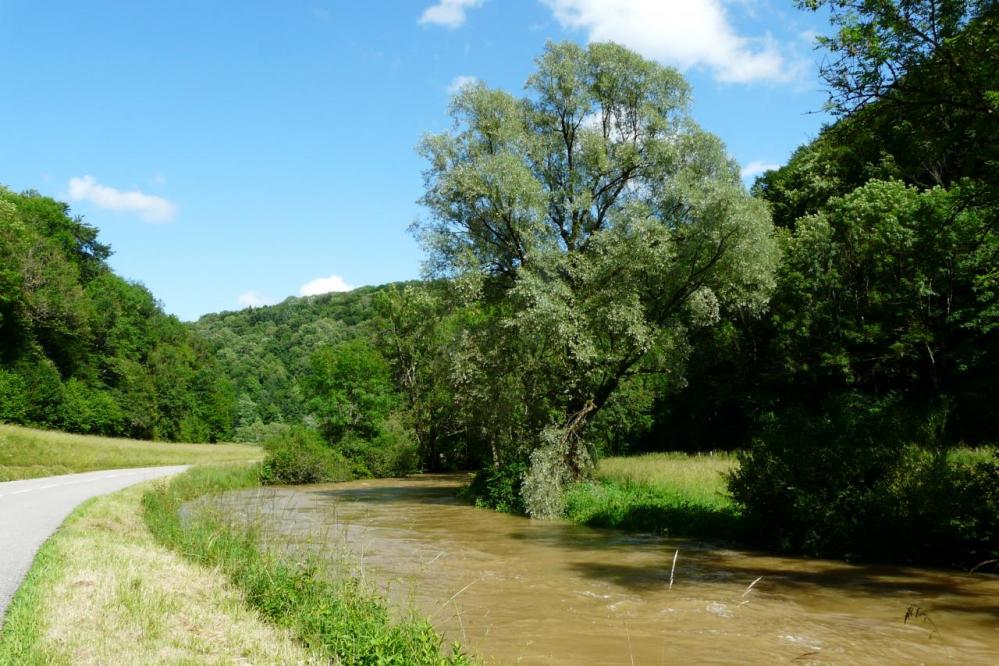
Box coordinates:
[217,474,998,664]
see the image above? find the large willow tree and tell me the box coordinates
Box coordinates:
[417,42,779,516]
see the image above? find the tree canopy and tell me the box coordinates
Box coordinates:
[417,42,779,516]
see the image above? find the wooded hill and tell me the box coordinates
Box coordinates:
[0,187,233,441]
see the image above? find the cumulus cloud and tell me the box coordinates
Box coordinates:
[447,74,478,94]
[740,159,780,180]
[542,0,792,83]
[299,274,354,296]
[67,175,177,222]
[237,290,274,308]
[419,0,483,29]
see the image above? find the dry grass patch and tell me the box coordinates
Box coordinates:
[0,481,321,665]
[0,424,260,481]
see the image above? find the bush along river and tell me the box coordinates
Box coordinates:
[209,474,998,665]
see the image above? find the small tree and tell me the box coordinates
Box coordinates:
[417,42,779,515]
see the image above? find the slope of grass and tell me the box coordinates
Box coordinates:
[0,424,260,481]
[143,465,474,665]
[0,478,317,665]
[564,452,748,540]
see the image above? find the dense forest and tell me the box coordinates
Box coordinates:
[0,187,234,441]
[1,0,995,567]
[191,286,393,442]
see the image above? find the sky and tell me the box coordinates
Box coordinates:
[0,0,833,321]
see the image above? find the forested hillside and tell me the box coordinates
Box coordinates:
[191,285,396,441]
[0,187,234,441]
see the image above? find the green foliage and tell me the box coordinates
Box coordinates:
[339,414,420,478]
[305,338,397,442]
[0,186,235,442]
[465,461,529,515]
[143,466,473,665]
[564,452,746,539]
[417,41,779,514]
[564,481,746,541]
[259,427,351,485]
[0,369,28,422]
[192,285,397,436]
[731,395,998,566]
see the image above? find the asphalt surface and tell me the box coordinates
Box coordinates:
[0,465,189,625]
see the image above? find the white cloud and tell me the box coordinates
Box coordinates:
[237,290,274,308]
[299,274,354,296]
[542,0,793,83]
[419,0,483,29]
[740,159,780,180]
[67,175,177,222]
[447,74,478,94]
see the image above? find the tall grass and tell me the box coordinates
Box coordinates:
[564,452,748,540]
[594,452,738,510]
[0,423,260,481]
[142,465,474,665]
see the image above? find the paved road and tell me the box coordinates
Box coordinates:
[0,466,189,624]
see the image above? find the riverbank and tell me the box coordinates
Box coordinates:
[562,449,998,568]
[144,465,472,664]
[564,452,748,541]
[0,476,315,664]
[221,473,999,664]
[0,424,260,481]
[1,465,472,664]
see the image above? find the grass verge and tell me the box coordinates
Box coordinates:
[142,465,474,665]
[564,452,749,540]
[0,479,318,665]
[0,424,260,481]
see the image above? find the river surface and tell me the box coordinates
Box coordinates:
[215,474,998,664]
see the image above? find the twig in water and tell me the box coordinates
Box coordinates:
[668,549,679,591]
[969,558,998,574]
[904,605,939,636]
[430,579,480,619]
[453,598,468,645]
[741,576,764,598]
[426,551,445,566]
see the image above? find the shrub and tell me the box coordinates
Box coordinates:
[233,420,292,444]
[731,393,998,566]
[0,369,28,423]
[58,379,125,436]
[334,414,420,478]
[260,428,350,485]
[464,460,528,515]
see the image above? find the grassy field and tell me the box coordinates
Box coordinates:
[0,424,261,481]
[564,451,746,540]
[0,478,317,665]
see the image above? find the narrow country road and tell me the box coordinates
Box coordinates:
[0,466,189,624]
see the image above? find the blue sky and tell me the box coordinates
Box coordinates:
[0,0,832,321]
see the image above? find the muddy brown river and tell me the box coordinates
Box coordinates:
[216,474,998,664]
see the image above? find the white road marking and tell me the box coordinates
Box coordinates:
[0,469,154,499]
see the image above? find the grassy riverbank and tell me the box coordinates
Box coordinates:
[143,465,473,664]
[564,452,747,540]
[0,424,260,481]
[563,449,998,557]
[2,464,473,664]
[0,477,315,664]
